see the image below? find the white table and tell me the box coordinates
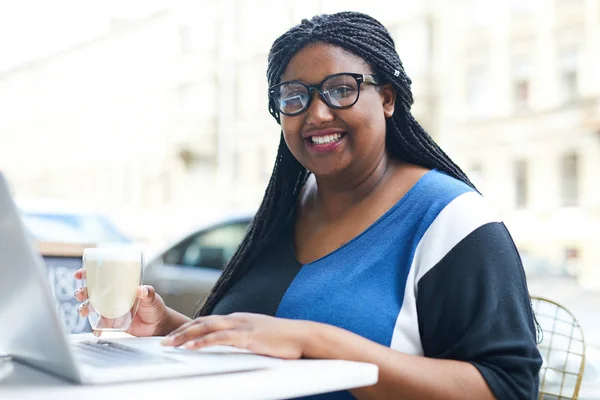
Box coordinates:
[0,354,378,400]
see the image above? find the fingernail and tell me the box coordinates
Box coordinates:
[160,336,174,345]
[74,289,80,297]
[77,303,84,312]
[93,330,101,337]
[183,341,195,349]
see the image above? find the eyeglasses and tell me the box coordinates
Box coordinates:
[269,72,379,116]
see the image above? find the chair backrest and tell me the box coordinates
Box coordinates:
[531,296,586,400]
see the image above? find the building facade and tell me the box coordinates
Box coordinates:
[1,0,598,282]
[0,4,224,242]
[435,0,600,284]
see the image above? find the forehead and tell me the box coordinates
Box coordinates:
[280,43,371,84]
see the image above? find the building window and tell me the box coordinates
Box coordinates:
[560,152,579,206]
[514,159,528,208]
[467,66,492,118]
[559,47,578,105]
[514,80,529,110]
[513,57,531,112]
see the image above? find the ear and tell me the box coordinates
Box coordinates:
[380,83,396,118]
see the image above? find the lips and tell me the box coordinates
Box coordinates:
[304,130,347,154]
[309,132,344,145]
[301,128,346,140]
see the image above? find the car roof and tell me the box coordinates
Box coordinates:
[146,212,255,263]
[175,213,255,241]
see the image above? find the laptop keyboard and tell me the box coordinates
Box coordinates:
[74,340,180,368]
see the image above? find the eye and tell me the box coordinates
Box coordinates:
[281,91,305,100]
[280,94,308,112]
[281,95,304,106]
[328,86,355,98]
[278,82,307,100]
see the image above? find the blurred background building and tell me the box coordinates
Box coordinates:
[0,0,598,285]
[436,0,600,286]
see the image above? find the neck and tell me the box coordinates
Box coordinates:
[307,153,398,221]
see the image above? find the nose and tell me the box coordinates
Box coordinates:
[305,90,334,125]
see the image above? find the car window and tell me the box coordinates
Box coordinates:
[169,221,250,270]
[21,216,85,243]
[21,212,131,244]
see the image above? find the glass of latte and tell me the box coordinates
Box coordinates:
[81,248,143,331]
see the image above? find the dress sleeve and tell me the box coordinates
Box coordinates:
[416,221,543,400]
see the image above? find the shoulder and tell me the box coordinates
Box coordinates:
[410,173,505,283]
[394,169,489,235]
[393,168,479,219]
[410,169,493,224]
[421,186,499,242]
[414,169,476,201]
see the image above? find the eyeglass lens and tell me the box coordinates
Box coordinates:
[276,74,360,115]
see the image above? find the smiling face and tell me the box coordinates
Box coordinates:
[278,43,396,179]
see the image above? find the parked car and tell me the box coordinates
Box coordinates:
[17,200,133,246]
[144,213,254,317]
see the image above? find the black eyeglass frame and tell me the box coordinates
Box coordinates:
[268,72,379,116]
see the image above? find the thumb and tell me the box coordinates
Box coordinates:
[138,285,157,303]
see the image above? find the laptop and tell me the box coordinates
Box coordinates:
[0,173,281,384]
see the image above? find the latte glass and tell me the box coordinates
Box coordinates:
[81,248,143,331]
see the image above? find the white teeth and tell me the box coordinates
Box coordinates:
[310,133,343,144]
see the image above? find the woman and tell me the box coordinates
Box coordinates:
[76,12,542,399]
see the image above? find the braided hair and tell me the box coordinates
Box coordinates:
[195,11,473,317]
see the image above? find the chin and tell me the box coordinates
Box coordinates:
[307,164,347,180]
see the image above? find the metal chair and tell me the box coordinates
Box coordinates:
[531,296,586,400]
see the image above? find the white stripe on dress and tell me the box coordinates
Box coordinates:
[389,191,501,354]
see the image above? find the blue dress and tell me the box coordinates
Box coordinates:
[212,170,542,399]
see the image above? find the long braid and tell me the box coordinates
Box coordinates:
[196,135,308,316]
[196,11,472,317]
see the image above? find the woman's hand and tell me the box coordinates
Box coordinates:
[74,268,172,337]
[160,313,312,359]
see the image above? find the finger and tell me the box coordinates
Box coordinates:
[95,316,114,331]
[73,269,87,280]
[93,329,102,337]
[74,287,88,302]
[182,330,239,350]
[165,314,225,338]
[166,316,207,338]
[162,317,235,347]
[77,300,90,317]
[138,285,155,302]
